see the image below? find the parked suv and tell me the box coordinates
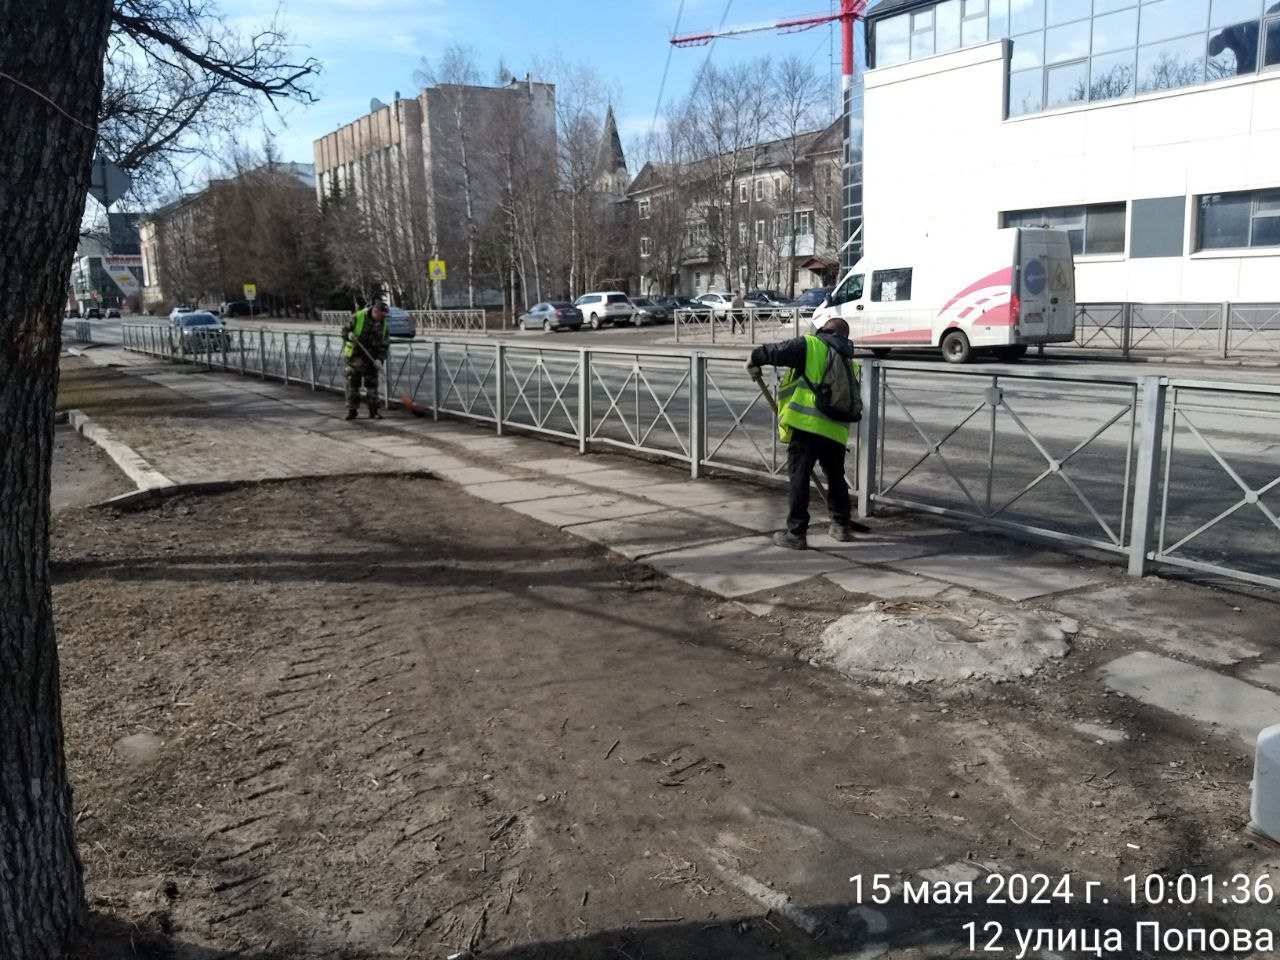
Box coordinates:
[219,300,253,317]
[574,291,635,329]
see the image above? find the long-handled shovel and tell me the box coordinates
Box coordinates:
[750,370,869,533]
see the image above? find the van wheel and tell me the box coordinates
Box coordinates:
[941,330,972,364]
[870,347,891,358]
[993,344,1027,362]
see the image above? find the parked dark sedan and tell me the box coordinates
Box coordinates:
[744,289,788,307]
[519,301,583,332]
[784,286,833,319]
[629,298,670,325]
[655,295,706,312]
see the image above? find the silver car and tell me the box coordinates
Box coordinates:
[172,311,230,353]
[629,298,670,325]
[519,302,583,332]
[385,306,417,339]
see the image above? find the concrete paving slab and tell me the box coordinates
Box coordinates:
[824,568,954,600]
[517,456,619,477]
[1101,651,1280,746]
[809,533,949,566]
[431,466,515,486]
[1244,663,1280,691]
[569,510,741,560]
[882,552,1106,601]
[632,480,729,508]
[569,467,671,492]
[466,478,589,505]
[508,492,663,529]
[684,496,783,534]
[644,535,847,598]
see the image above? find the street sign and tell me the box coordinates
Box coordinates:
[429,259,447,281]
[88,155,132,208]
[243,283,257,301]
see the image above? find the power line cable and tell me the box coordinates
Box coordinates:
[648,0,686,140]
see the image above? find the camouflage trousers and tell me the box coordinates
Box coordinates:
[344,357,381,412]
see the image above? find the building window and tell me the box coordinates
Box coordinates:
[797,210,813,234]
[1197,189,1280,250]
[739,222,748,244]
[877,13,911,67]
[755,220,765,242]
[1002,202,1127,255]
[640,236,652,258]
[773,175,783,199]
[694,271,703,291]
[871,268,913,302]
[740,181,749,203]
[638,198,651,219]
[754,179,765,202]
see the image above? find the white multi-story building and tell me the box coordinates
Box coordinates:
[861,0,1280,303]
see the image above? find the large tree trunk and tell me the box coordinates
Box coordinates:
[0,2,112,957]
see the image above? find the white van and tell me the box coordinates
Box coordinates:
[812,227,1076,363]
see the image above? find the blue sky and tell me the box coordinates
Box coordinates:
[224,0,861,166]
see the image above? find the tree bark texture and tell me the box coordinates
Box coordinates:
[1,2,113,957]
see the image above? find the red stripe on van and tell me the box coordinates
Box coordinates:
[941,267,1014,314]
[859,328,933,343]
[975,301,1015,326]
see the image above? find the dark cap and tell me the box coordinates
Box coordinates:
[371,300,390,312]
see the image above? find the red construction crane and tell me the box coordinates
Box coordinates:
[671,1,869,89]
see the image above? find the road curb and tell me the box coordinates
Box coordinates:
[66,409,175,494]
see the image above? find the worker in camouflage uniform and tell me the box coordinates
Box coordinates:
[341,301,390,420]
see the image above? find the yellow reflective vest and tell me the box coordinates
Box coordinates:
[343,309,388,360]
[776,335,860,446]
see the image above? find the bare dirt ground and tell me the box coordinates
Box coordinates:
[52,424,134,510]
[50,457,1280,959]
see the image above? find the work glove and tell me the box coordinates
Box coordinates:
[746,362,763,380]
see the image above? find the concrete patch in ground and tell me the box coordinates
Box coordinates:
[1055,585,1262,666]
[820,599,1070,684]
[508,492,663,528]
[466,478,588,504]
[1073,721,1127,743]
[113,732,163,762]
[570,467,672,492]
[825,568,954,600]
[685,496,783,534]
[883,552,1105,601]
[1101,651,1280,746]
[569,510,739,559]
[644,535,846,598]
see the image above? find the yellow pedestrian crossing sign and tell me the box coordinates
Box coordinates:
[243,283,257,301]
[429,259,447,282]
[1051,263,1070,291]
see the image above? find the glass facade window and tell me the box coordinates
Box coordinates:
[1197,189,1280,249]
[1003,203,1127,255]
[1137,33,1206,93]
[937,0,963,52]
[1047,20,1091,62]
[1010,0,1046,35]
[877,14,910,67]
[1047,0,1091,27]
[871,0,1274,115]
[1046,59,1089,106]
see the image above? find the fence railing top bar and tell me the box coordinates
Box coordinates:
[1167,377,1280,396]
[874,358,1147,387]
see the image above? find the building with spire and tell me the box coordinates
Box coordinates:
[593,106,629,197]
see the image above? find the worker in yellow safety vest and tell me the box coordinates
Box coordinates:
[340,301,390,420]
[747,316,862,550]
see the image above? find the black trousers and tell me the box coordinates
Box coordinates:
[786,430,851,536]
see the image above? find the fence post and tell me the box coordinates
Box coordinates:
[1127,376,1167,577]
[857,361,881,519]
[308,333,317,390]
[258,329,266,380]
[689,354,704,479]
[1220,301,1231,359]
[495,342,506,436]
[283,334,290,385]
[1121,303,1133,359]
[432,339,441,420]
[238,330,246,375]
[674,311,681,344]
[578,348,592,454]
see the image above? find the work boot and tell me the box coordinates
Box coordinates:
[772,530,807,551]
[344,409,358,421]
[368,409,384,420]
[828,522,856,542]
